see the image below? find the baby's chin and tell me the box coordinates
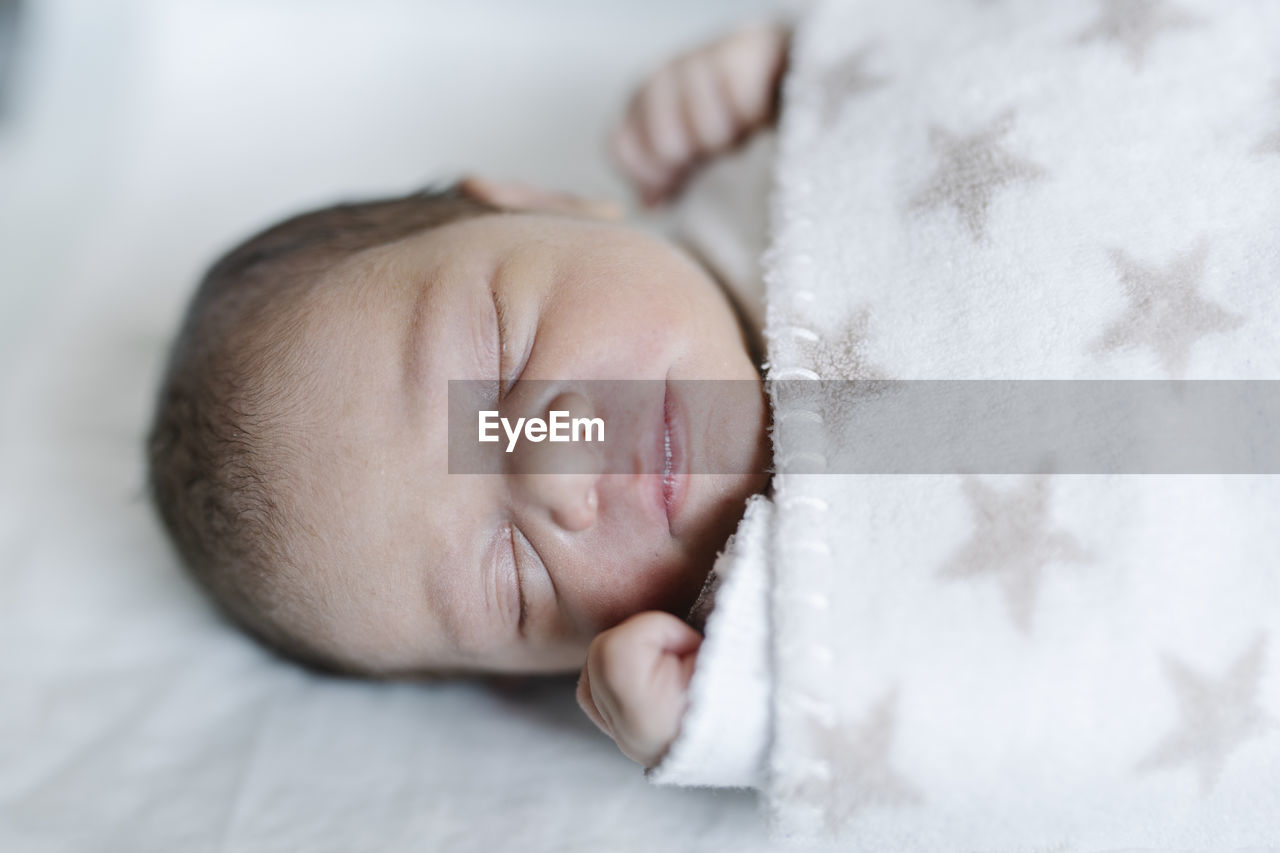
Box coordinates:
[673,469,771,606]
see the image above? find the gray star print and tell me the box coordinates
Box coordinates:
[1075,0,1204,70]
[818,46,887,128]
[1091,240,1244,378]
[937,474,1090,633]
[1135,634,1275,795]
[803,305,883,380]
[910,109,1046,241]
[787,689,922,836]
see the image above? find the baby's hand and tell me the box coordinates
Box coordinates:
[612,22,790,206]
[576,610,702,768]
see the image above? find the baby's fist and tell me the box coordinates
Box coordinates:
[611,22,789,206]
[576,610,702,768]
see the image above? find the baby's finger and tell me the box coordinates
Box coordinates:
[717,25,786,128]
[610,121,668,202]
[575,663,610,735]
[633,66,693,174]
[678,54,737,155]
[612,616,701,766]
[642,611,703,659]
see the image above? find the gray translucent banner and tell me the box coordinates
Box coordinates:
[448,379,1280,474]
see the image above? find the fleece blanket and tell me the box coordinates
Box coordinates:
[651,0,1280,848]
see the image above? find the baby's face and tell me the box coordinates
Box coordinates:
[274,211,769,675]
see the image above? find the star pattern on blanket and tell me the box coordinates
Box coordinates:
[1090,240,1244,378]
[909,109,1046,241]
[818,46,887,128]
[1134,634,1275,795]
[804,688,923,835]
[937,474,1090,634]
[1075,0,1204,70]
[802,305,883,380]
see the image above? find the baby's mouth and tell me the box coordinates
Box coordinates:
[662,409,674,510]
[659,379,687,535]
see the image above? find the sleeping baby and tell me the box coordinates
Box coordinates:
[146,23,790,771]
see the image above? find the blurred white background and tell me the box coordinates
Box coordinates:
[0,2,795,850]
[0,0,783,374]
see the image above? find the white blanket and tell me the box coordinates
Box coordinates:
[653,0,1280,848]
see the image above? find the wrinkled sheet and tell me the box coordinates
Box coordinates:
[0,2,791,850]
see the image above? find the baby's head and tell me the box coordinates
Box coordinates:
[147,179,770,678]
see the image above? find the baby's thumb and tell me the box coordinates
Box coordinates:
[576,661,608,734]
[638,610,703,659]
[658,618,703,696]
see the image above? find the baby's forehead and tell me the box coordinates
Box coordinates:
[311,235,476,332]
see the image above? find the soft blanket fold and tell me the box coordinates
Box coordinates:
[652,0,1280,847]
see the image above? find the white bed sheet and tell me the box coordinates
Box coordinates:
[0,2,792,849]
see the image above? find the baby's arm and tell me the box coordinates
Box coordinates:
[575,610,702,768]
[612,22,790,206]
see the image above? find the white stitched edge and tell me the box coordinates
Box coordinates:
[770,366,821,380]
[791,539,832,555]
[780,494,829,511]
[779,694,837,729]
[776,408,823,424]
[785,325,820,342]
[778,451,827,469]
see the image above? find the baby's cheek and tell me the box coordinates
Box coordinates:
[563,539,702,634]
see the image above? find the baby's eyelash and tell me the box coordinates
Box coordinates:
[491,290,512,394]
[508,524,528,633]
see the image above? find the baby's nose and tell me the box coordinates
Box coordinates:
[510,391,604,532]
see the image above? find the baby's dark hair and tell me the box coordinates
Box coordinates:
[146,184,498,675]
